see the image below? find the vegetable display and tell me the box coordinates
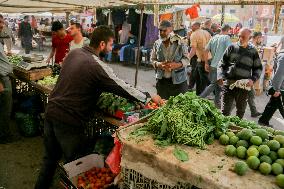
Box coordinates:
[37,75,58,86]
[140,92,229,149]
[8,54,23,65]
[220,127,284,188]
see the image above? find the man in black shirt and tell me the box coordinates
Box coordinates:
[35,26,163,189]
[217,28,262,118]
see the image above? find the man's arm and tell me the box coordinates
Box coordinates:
[93,57,159,103]
[150,41,164,69]
[272,54,284,91]
[217,45,232,83]
[251,50,263,82]
[46,47,56,64]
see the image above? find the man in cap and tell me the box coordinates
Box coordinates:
[151,20,189,99]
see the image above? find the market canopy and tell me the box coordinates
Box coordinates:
[212,13,240,23]
[120,0,283,5]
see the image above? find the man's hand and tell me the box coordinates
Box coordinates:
[273,91,281,98]
[0,82,4,93]
[167,62,183,70]
[246,79,254,87]
[204,63,210,72]
[151,95,165,106]
[217,79,224,86]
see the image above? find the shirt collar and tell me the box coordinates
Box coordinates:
[237,41,254,49]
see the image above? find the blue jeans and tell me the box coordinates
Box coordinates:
[200,67,221,105]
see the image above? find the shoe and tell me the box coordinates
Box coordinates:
[251,112,262,118]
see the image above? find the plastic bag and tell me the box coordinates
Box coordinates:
[105,136,122,174]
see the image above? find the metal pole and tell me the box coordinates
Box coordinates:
[221,5,225,26]
[134,4,144,88]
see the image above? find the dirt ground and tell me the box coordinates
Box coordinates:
[0,121,43,189]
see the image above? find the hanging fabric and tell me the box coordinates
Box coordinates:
[160,13,173,22]
[145,14,159,48]
[185,4,200,20]
[173,10,184,31]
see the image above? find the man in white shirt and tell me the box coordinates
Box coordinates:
[69,22,90,51]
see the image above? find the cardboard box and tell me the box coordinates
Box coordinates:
[262,47,275,63]
[60,154,105,188]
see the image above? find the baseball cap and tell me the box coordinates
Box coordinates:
[159,20,172,30]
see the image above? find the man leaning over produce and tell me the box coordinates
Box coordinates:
[34,25,163,189]
[217,28,262,119]
[0,15,13,144]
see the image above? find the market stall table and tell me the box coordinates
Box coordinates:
[117,123,280,189]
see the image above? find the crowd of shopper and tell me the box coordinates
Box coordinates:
[151,18,284,127]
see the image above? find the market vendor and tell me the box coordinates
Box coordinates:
[35,25,163,189]
[69,22,90,50]
[46,21,73,65]
[0,15,13,144]
[151,20,189,99]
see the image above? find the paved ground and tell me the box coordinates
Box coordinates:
[1,46,283,189]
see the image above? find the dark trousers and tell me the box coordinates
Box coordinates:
[188,56,197,89]
[248,88,258,115]
[195,61,209,95]
[259,94,284,125]
[0,76,12,139]
[35,118,90,189]
[221,86,249,119]
[156,78,188,100]
[22,37,32,54]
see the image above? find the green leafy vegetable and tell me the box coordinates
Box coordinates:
[173,147,189,162]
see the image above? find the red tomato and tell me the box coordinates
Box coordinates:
[106,177,113,184]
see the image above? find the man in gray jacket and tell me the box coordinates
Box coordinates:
[0,15,13,143]
[258,49,284,126]
[151,20,189,99]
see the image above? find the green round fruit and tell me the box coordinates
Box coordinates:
[268,140,281,151]
[250,136,263,146]
[247,156,260,170]
[274,135,284,145]
[230,136,239,146]
[249,145,259,150]
[237,146,247,159]
[272,163,283,175]
[236,140,249,148]
[226,131,235,138]
[259,162,272,175]
[278,148,284,159]
[234,161,248,176]
[276,174,284,188]
[214,130,224,139]
[247,147,259,157]
[276,159,284,168]
[255,129,269,140]
[260,155,273,164]
[219,134,230,145]
[269,151,278,162]
[238,129,253,141]
[264,127,275,134]
[275,130,284,136]
[258,145,270,155]
[225,145,236,157]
